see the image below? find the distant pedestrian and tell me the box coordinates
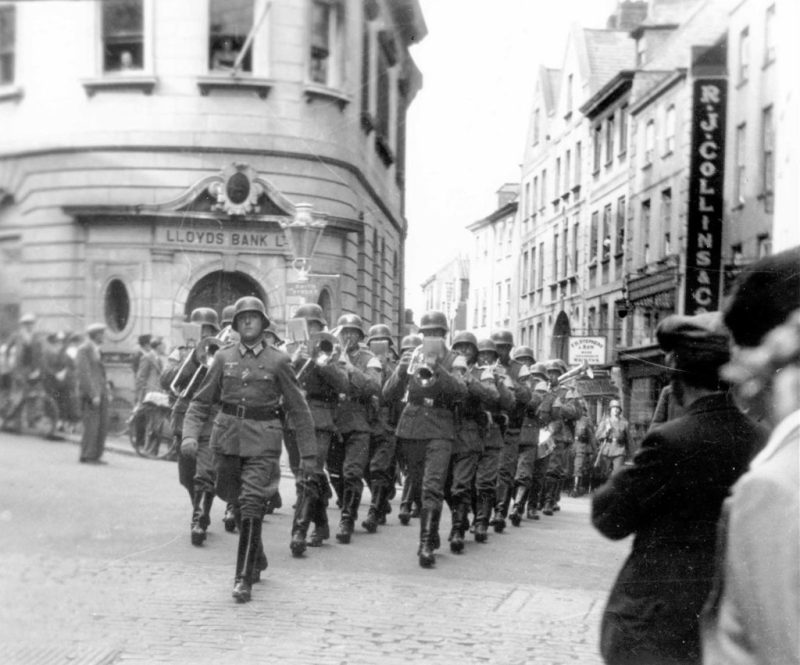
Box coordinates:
[76,323,109,464]
[592,312,766,665]
[595,399,629,477]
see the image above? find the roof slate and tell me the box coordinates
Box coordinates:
[583,29,637,94]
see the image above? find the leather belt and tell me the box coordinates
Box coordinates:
[221,402,281,421]
[409,397,447,409]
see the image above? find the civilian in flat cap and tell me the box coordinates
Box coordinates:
[592,312,766,665]
[702,247,800,665]
[76,323,109,464]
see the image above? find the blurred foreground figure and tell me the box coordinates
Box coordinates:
[702,247,800,665]
[592,312,765,665]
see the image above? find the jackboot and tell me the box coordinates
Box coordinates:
[264,490,282,515]
[335,486,357,544]
[309,497,330,547]
[491,483,509,533]
[232,517,261,603]
[189,491,203,546]
[362,484,385,534]
[417,508,436,568]
[252,544,268,583]
[569,475,581,498]
[553,478,563,511]
[474,492,492,543]
[449,502,469,554]
[191,491,214,545]
[542,478,557,516]
[398,478,412,525]
[290,484,316,557]
[223,503,237,533]
[509,485,527,527]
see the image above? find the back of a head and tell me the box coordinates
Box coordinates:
[724,246,800,348]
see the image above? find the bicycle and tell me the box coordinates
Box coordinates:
[128,391,175,460]
[0,371,59,440]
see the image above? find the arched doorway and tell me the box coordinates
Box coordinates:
[551,310,571,361]
[185,271,266,320]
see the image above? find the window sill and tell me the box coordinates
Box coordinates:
[618,151,627,160]
[0,85,23,102]
[571,184,581,194]
[197,75,273,99]
[375,133,395,167]
[642,162,652,171]
[736,79,748,90]
[592,169,601,177]
[82,76,158,97]
[762,58,775,70]
[303,83,351,110]
[662,149,674,158]
[731,201,745,211]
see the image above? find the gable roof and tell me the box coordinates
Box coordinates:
[583,28,637,94]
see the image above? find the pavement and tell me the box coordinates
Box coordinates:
[0,431,630,665]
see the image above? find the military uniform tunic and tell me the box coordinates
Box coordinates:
[184,338,315,520]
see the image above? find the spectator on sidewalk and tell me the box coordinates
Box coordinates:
[702,246,800,665]
[76,323,109,464]
[592,312,766,665]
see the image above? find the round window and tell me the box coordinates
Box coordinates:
[104,279,130,333]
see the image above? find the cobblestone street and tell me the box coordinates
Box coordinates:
[0,433,629,665]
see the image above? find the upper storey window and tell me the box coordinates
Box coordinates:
[0,4,15,85]
[310,0,344,87]
[209,0,253,73]
[102,0,144,72]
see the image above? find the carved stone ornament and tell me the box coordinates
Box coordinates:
[208,163,265,216]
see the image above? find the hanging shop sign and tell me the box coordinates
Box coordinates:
[568,336,607,365]
[684,75,727,314]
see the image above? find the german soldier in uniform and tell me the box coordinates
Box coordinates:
[332,314,382,545]
[395,333,423,524]
[182,296,316,603]
[288,304,348,553]
[490,330,532,532]
[446,331,497,553]
[468,338,514,543]
[384,311,467,567]
[362,323,398,534]
[160,307,223,546]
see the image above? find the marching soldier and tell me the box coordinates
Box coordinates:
[182,296,316,603]
[446,331,498,553]
[383,311,467,567]
[288,304,348,554]
[508,365,544,526]
[571,399,597,496]
[395,333,423,525]
[525,363,551,519]
[160,307,223,546]
[490,330,532,532]
[540,359,580,515]
[362,323,399,534]
[332,314,382,545]
[470,338,514,543]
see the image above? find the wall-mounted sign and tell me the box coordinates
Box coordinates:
[158,227,288,251]
[684,75,727,314]
[568,336,607,365]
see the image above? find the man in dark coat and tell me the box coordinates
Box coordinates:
[591,312,766,665]
[76,323,109,464]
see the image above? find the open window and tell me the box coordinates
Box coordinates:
[209,0,253,73]
[102,0,144,73]
[309,0,343,87]
[0,4,15,86]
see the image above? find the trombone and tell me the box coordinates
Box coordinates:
[557,359,594,385]
[169,329,232,398]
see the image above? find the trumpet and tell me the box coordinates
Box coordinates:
[295,332,340,380]
[408,348,437,388]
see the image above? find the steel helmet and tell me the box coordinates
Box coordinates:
[512,345,535,363]
[476,338,498,355]
[367,323,393,344]
[190,307,220,332]
[19,313,36,325]
[530,362,548,380]
[400,334,422,353]
[419,310,449,334]
[337,313,365,338]
[451,331,478,353]
[221,305,236,327]
[545,358,568,374]
[231,296,270,332]
[295,303,327,328]
[490,329,514,347]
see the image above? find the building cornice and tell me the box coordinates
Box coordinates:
[466,201,518,232]
[0,144,406,238]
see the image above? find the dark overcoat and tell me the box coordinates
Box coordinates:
[591,392,766,665]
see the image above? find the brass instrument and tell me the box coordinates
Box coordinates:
[557,359,594,385]
[295,332,340,380]
[169,329,232,398]
[407,347,438,388]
